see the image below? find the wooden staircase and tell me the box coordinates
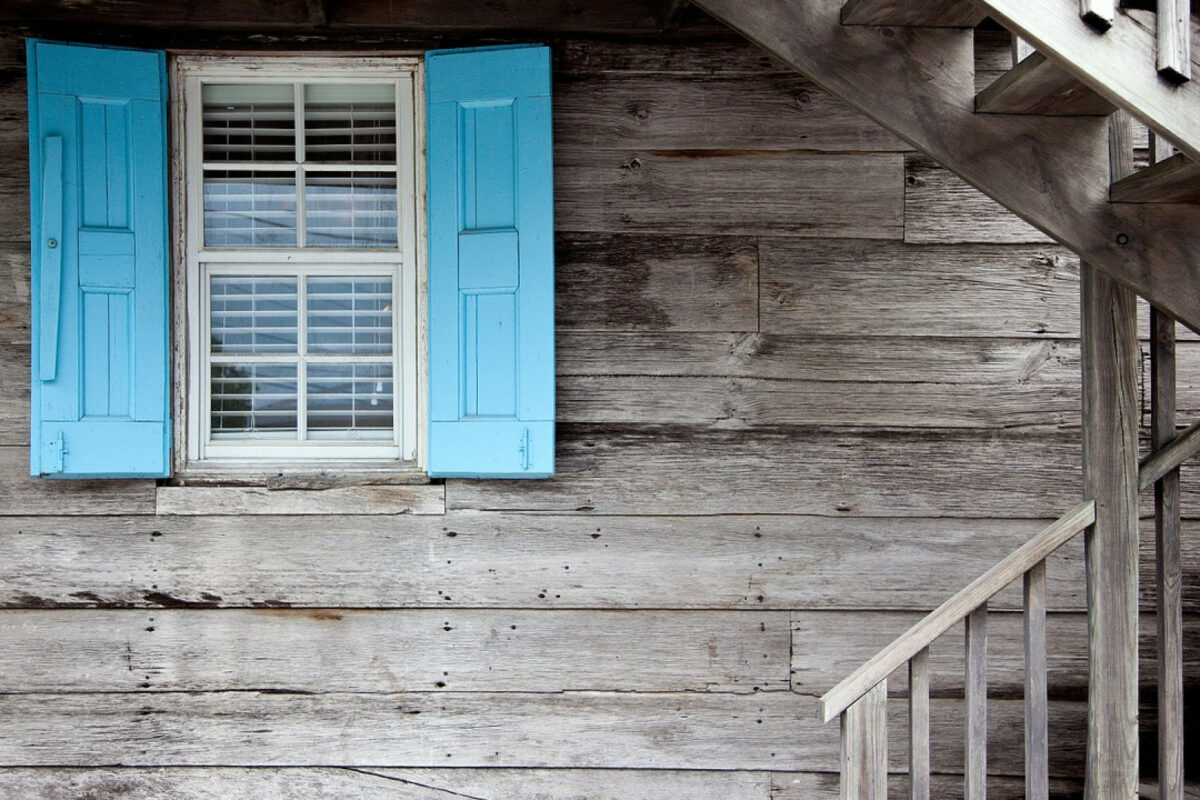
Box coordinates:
[687,0,1200,797]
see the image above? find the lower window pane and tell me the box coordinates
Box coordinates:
[307,363,393,440]
[211,363,298,439]
[204,170,298,247]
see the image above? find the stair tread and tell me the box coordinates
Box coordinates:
[976,51,1117,115]
[840,0,986,26]
[1110,152,1200,202]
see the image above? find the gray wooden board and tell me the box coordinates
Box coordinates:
[771,772,1085,800]
[0,512,1120,611]
[155,484,446,516]
[447,425,1090,517]
[553,36,789,76]
[0,446,155,515]
[0,767,773,800]
[555,150,903,238]
[0,692,1084,774]
[0,609,790,693]
[759,239,1080,338]
[791,609,1200,697]
[554,71,907,153]
[904,155,1056,244]
[555,233,759,332]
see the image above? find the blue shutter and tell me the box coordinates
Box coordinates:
[426,46,555,478]
[27,40,170,478]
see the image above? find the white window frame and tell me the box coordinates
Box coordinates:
[174,54,425,471]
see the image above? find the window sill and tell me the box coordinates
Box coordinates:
[170,461,430,489]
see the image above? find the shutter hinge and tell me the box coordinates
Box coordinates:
[519,427,531,471]
[46,429,67,473]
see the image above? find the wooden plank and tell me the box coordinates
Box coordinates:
[556,233,759,332]
[1110,153,1200,203]
[840,0,986,26]
[1157,0,1191,81]
[0,512,1105,612]
[0,609,790,693]
[761,240,1077,337]
[1151,306,1185,800]
[818,503,1094,721]
[841,681,888,800]
[772,772,1085,800]
[0,768,772,800]
[0,692,1087,774]
[975,52,1115,115]
[0,690,823,769]
[1080,264,1141,800]
[964,606,987,800]
[556,150,904,239]
[792,609,1200,697]
[0,446,156,515]
[904,156,1055,244]
[553,37,789,77]
[908,649,931,800]
[692,0,1200,335]
[448,425,1093,518]
[1138,419,1200,489]
[155,484,445,516]
[1023,562,1050,800]
[0,249,30,344]
[554,72,908,153]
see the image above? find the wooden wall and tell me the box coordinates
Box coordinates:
[0,24,1196,799]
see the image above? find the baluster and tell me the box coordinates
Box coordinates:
[965,605,988,800]
[1158,0,1191,81]
[842,681,888,800]
[909,649,930,800]
[1024,563,1049,800]
[1151,304,1184,800]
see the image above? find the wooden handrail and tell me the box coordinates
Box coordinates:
[1139,418,1200,490]
[819,500,1096,722]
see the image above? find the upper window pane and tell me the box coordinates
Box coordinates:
[202,84,296,163]
[304,84,396,164]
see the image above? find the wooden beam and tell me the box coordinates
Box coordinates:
[1151,305,1185,800]
[1139,419,1200,489]
[908,650,931,800]
[840,681,887,800]
[1080,264,1140,800]
[1081,0,1116,28]
[662,0,691,30]
[1158,0,1191,80]
[692,0,1200,335]
[964,606,988,800]
[1109,153,1200,203]
[1023,562,1050,800]
[976,51,1116,115]
[840,0,987,26]
[976,0,1200,163]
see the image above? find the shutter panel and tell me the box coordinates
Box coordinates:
[27,40,170,478]
[426,46,555,478]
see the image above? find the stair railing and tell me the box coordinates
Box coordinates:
[819,501,1095,800]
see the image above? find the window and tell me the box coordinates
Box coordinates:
[177,58,421,465]
[28,41,555,480]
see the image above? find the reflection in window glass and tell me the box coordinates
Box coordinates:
[307,276,393,354]
[210,363,298,438]
[305,172,398,249]
[204,170,297,247]
[307,363,394,439]
[210,276,298,355]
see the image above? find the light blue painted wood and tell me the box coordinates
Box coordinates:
[27,39,170,478]
[427,45,555,478]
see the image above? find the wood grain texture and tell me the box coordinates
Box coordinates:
[1080,265,1141,800]
[908,649,931,800]
[0,609,790,693]
[447,425,1090,517]
[556,233,759,332]
[0,768,773,800]
[840,0,986,26]
[155,484,446,516]
[771,772,1085,800]
[840,681,887,800]
[1109,153,1200,203]
[964,607,987,800]
[555,150,903,238]
[555,71,906,153]
[1024,562,1050,800]
[1157,0,1191,80]
[904,155,1056,244]
[0,512,1108,611]
[0,690,824,769]
[760,240,1077,338]
[975,52,1115,115]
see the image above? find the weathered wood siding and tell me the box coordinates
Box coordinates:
[0,23,1195,799]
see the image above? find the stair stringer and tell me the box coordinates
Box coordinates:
[692,0,1200,334]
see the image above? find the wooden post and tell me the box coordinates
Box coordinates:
[1080,262,1140,800]
[965,606,988,800]
[1151,305,1183,800]
[909,649,930,800]
[842,681,888,800]
[1024,562,1049,800]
